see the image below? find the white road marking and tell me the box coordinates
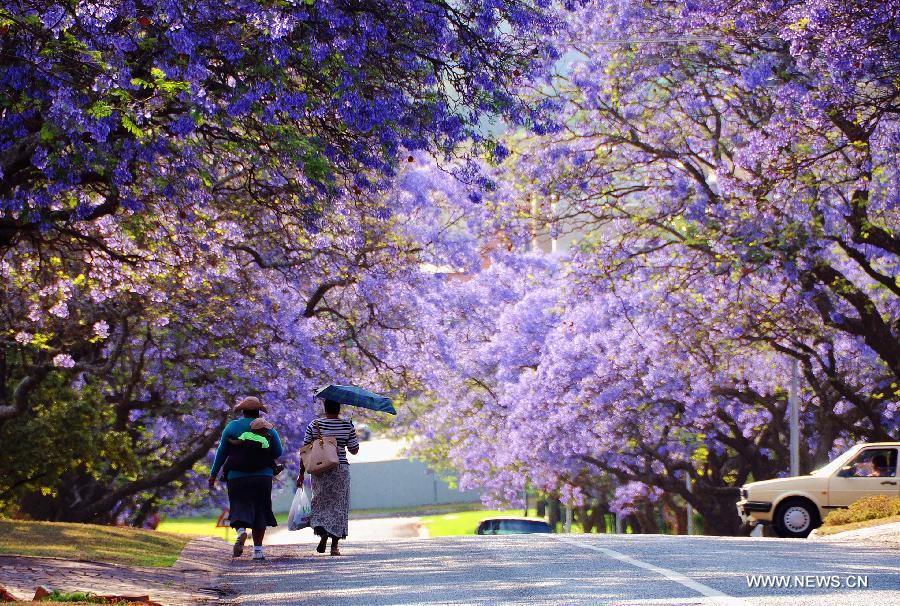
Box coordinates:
[554,535,748,606]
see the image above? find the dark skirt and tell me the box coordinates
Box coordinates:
[226,475,277,530]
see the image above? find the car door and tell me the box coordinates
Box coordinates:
[828,447,899,507]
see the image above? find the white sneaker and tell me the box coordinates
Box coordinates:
[252,546,265,560]
[233,529,248,557]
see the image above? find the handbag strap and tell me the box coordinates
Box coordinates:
[314,419,323,442]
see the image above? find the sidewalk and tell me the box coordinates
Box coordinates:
[0,537,230,605]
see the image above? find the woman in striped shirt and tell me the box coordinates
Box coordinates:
[298,399,359,555]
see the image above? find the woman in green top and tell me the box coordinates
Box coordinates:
[209,396,283,560]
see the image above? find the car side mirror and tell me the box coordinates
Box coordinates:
[838,465,854,477]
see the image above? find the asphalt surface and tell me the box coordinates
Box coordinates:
[267,517,423,544]
[224,534,899,606]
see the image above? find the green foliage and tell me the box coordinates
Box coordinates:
[44,591,106,603]
[120,115,145,139]
[822,495,900,526]
[0,376,136,515]
[86,101,113,119]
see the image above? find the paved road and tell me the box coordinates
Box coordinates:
[267,517,423,545]
[224,534,899,606]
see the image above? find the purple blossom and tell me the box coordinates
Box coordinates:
[52,353,76,368]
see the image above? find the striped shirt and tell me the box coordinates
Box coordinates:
[303,417,359,465]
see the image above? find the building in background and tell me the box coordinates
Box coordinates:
[272,437,482,511]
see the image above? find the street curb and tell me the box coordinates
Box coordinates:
[174,537,236,602]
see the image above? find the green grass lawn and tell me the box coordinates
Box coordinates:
[159,507,583,539]
[419,510,555,536]
[0,519,190,567]
[155,515,225,538]
[419,509,589,536]
[9,590,146,604]
[157,512,288,539]
[160,508,531,538]
[419,509,504,536]
[350,501,487,518]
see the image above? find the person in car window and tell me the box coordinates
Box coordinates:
[853,459,877,476]
[851,451,895,477]
[870,453,895,477]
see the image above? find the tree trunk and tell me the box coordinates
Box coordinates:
[635,502,658,534]
[576,500,607,533]
[624,513,640,533]
[693,490,742,535]
[661,493,686,534]
[547,498,562,531]
[132,497,159,528]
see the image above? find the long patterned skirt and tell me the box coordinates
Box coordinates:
[310,464,351,539]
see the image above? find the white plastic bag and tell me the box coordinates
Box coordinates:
[287,479,312,531]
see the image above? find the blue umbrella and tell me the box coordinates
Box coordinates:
[315,384,397,415]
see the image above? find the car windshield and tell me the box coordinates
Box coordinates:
[810,446,861,477]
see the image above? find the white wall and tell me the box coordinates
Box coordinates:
[349,459,482,510]
[271,459,482,512]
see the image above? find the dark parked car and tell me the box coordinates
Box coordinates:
[476,517,552,535]
[356,423,372,441]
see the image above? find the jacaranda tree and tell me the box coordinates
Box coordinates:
[0,0,556,521]
[0,155,487,521]
[1,0,557,247]
[394,0,898,534]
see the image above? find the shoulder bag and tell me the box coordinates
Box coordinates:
[299,420,339,475]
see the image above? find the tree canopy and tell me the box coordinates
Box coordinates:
[395,0,899,534]
[0,0,553,521]
[1,0,897,531]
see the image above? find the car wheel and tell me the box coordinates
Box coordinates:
[773,498,820,538]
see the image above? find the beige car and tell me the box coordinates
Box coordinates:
[737,442,899,538]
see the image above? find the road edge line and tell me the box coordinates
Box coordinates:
[553,535,747,606]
